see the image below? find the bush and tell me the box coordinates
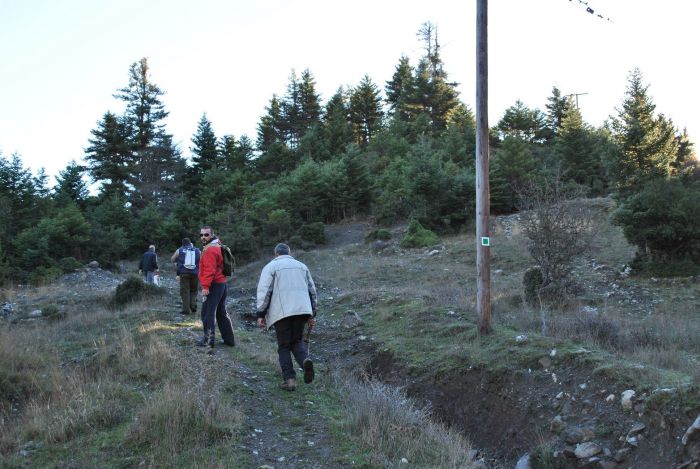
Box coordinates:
[112,275,165,308]
[364,229,392,244]
[59,257,83,273]
[41,303,66,321]
[300,222,326,244]
[400,219,439,248]
[28,266,62,285]
[523,267,544,306]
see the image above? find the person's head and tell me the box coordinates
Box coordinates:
[182,237,191,246]
[274,243,290,257]
[199,225,214,245]
[149,245,156,252]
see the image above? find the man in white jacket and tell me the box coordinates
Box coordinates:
[256,243,317,391]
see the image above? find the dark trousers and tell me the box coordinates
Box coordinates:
[201,282,235,345]
[179,273,198,314]
[274,315,311,380]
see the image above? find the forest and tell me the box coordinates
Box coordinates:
[1,25,698,285]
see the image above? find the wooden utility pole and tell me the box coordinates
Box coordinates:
[476,0,492,334]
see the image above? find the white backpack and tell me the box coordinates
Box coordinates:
[183,248,197,270]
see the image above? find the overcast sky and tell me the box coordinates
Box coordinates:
[1,0,698,182]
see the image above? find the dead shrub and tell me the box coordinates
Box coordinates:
[341,377,476,468]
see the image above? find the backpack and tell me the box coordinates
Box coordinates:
[182,247,197,270]
[221,244,235,276]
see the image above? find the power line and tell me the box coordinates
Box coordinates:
[568,0,613,22]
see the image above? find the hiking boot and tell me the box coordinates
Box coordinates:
[279,378,296,391]
[303,359,315,384]
[220,340,235,347]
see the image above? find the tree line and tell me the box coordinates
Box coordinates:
[1,23,698,284]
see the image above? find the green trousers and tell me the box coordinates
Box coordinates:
[179,273,199,314]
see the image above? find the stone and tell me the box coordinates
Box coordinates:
[683,415,700,445]
[564,426,595,444]
[539,356,552,369]
[515,453,531,469]
[550,415,567,432]
[613,448,631,463]
[605,394,616,403]
[87,260,100,268]
[627,422,646,436]
[574,442,602,459]
[621,390,635,411]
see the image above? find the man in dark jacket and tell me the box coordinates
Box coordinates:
[138,245,159,284]
[197,225,235,349]
[170,238,201,315]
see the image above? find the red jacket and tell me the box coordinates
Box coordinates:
[198,239,227,289]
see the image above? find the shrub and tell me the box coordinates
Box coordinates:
[41,303,66,321]
[112,275,165,308]
[28,266,62,285]
[300,222,326,244]
[523,267,544,306]
[58,257,83,273]
[364,229,392,243]
[400,219,440,248]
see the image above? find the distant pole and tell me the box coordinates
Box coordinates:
[566,92,589,108]
[476,0,491,334]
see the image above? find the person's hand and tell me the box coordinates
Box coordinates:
[201,288,209,296]
[176,275,180,281]
[257,318,266,329]
[138,269,143,275]
[308,317,316,327]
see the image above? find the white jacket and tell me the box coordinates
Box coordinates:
[256,255,317,329]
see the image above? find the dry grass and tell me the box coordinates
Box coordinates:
[341,376,476,468]
[127,382,244,453]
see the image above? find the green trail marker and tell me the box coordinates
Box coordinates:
[481,237,490,246]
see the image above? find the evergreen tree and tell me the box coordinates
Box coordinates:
[0,152,40,234]
[220,134,253,172]
[54,160,88,208]
[349,75,384,146]
[322,87,354,158]
[673,128,697,177]
[84,111,133,197]
[608,69,678,196]
[281,70,302,147]
[497,101,548,143]
[545,86,572,137]
[257,95,286,152]
[554,105,602,190]
[385,55,416,122]
[298,69,322,135]
[190,113,219,173]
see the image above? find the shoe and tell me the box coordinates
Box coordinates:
[279,378,296,391]
[220,340,235,347]
[303,359,314,384]
[195,337,214,348]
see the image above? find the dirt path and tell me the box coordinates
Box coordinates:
[160,276,358,469]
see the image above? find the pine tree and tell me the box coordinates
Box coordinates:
[497,101,548,143]
[54,160,88,208]
[545,86,572,136]
[349,75,384,146]
[322,87,354,158]
[191,113,219,173]
[220,135,253,172]
[298,69,322,135]
[257,95,285,152]
[385,55,416,122]
[84,111,133,197]
[609,69,678,196]
[555,105,601,189]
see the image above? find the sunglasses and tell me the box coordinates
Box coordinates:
[200,233,211,238]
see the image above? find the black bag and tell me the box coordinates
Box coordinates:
[221,244,235,276]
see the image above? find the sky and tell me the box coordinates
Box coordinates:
[1,0,698,183]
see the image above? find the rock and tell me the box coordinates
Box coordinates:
[1,302,14,316]
[613,448,631,462]
[550,415,567,432]
[625,435,638,447]
[400,458,408,464]
[627,422,646,436]
[683,415,700,445]
[87,260,100,268]
[515,334,528,343]
[341,310,363,329]
[574,442,602,459]
[539,356,552,369]
[605,394,616,403]
[515,453,531,469]
[371,240,390,252]
[29,309,42,317]
[621,390,635,411]
[564,426,595,444]
[428,249,440,256]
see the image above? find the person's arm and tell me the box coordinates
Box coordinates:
[306,269,318,317]
[256,266,274,318]
[199,247,215,294]
[170,248,179,263]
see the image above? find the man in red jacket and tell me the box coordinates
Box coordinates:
[196,225,235,348]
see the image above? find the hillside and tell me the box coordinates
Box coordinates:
[2,208,700,468]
